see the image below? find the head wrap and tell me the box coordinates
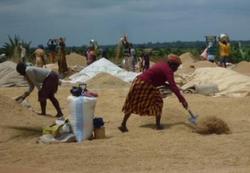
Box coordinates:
[16,62,27,76]
[38,44,44,49]
[167,54,182,65]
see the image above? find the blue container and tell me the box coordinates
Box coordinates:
[93,117,104,128]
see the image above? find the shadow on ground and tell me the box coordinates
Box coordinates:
[1,125,42,142]
[140,122,196,130]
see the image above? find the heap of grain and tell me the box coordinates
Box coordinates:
[191,61,217,68]
[177,52,197,74]
[66,53,86,67]
[86,72,129,89]
[194,116,231,135]
[0,95,50,142]
[232,61,250,76]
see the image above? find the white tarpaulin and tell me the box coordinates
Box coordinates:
[182,67,250,97]
[69,58,139,83]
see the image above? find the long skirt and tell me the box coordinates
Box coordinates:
[122,78,163,117]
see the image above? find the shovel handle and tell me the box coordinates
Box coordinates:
[15,96,24,102]
[187,109,196,118]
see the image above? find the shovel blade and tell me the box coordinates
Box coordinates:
[188,116,198,125]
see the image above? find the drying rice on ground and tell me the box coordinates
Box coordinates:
[182,67,250,97]
[0,87,250,173]
[176,52,196,75]
[232,61,250,76]
[177,60,217,75]
[0,94,51,142]
[176,61,218,87]
[47,52,86,73]
[191,61,217,68]
[66,52,86,67]
[179,52,197,64]
[176,64,195,75]
[0,52,250,173]
[86,72,129,89]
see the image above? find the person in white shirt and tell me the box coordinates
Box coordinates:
[16,62,63,118]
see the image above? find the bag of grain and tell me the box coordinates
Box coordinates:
[68,96,97,142]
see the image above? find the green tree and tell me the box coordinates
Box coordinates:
[2,35,31,62]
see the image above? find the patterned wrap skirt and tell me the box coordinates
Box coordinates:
[122,78,163,117]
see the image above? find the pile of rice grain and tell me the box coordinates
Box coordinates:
[0,95,50,142]
[191,61,217,68]
[232,61,250,76]
[86,72,130,89]
[66,52,86,67]
[179,52,196,64]
[194,116,231,135]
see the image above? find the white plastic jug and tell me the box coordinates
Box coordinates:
[68,96,97,142]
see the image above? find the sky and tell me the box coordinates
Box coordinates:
[0,0,250,46]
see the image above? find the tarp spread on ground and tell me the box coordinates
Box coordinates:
[69,58,139,83]
[0,61,27,87]
[182,67,250,97]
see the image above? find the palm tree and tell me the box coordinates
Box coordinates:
[2,35,31,62]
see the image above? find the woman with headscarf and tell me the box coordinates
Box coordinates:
[57,37,68,74]
[119,54,188,132]
[47,39,57,63]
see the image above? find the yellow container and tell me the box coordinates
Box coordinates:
[42,124,62,137]
[94,127,106,139]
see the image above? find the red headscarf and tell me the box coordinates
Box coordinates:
[167,54,182,65]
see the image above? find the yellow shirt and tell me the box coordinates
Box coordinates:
[219,42,230,57]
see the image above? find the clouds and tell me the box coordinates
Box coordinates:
[0,0,250,46]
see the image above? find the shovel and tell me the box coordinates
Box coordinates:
[187,109,198,125]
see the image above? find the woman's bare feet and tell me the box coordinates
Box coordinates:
[156,124,164,130]
[37,112,46,116]
[118,125,128,133]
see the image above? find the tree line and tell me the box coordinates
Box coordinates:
[1,36,250,63]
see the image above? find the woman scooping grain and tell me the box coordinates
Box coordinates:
[119,54,188,132]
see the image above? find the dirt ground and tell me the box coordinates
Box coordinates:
[0,86,250,173]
